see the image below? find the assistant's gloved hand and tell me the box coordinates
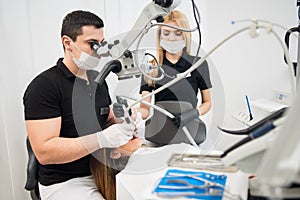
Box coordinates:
[96,123,135,148]
[172,108,199,128]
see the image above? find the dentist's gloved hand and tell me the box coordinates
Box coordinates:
[133,112,145,138]
[172,108,199,128]
[97,123,135,148]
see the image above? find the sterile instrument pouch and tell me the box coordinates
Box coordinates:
[153,169,227,199]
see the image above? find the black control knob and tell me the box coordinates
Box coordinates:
[156,15,164,23]
[153,0,173,8]
[123,50,133,58]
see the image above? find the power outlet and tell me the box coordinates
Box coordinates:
[272,90,291,105]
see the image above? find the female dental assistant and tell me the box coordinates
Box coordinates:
[138,10,212,121]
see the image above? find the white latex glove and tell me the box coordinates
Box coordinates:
[97,123,135,148]
[134,112,145,139]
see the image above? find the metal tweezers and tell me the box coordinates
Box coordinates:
[156,191,223,198]
[155,172,242,200]
[154,173,225,198]
[166,172,226,188]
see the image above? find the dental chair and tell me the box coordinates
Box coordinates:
[145,101,206,146]
[25,137,40,200]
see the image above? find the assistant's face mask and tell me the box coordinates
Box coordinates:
[160,39,186,54]
[71,42,100,70]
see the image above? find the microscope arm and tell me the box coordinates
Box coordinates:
[98,0,181,60]
[94,0,181,84]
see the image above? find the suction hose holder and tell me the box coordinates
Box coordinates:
[284,27,299,76]
[94,60,122,85]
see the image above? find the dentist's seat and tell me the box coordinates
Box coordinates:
[25,137,40,200]
[145,101,206,146]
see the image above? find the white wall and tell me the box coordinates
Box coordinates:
[0,0,297,199]
[0,1,106,199]
[0,0,35,199]
[206,0,296,115]
[205,0,297,150]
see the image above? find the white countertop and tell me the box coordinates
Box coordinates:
[116,143,248,200]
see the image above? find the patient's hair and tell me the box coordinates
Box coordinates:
[90,148,129,200]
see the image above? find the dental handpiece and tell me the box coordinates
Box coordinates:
[116,96,138,137]
[116,96,132,124]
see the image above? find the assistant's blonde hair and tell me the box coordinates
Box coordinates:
[145,10,191,86]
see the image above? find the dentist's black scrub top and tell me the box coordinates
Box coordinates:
[23,58,111,186]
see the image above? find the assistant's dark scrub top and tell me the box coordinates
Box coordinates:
[23,58,111,186]
[140,50,212,108]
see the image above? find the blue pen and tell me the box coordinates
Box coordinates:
[245,95,253,120]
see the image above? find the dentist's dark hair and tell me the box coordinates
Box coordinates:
[61,10,104,42]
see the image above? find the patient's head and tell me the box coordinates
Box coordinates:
[109,137,142,159]
[90,138,142,200]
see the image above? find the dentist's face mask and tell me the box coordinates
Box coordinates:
[71,42,100,70]
[160,39,186,54]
